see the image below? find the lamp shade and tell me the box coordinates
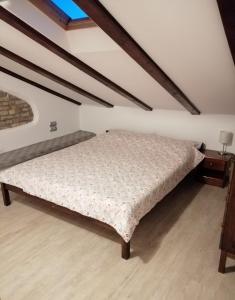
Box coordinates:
[219,131,233,145]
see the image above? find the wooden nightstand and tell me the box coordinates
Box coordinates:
[199,150,233,188]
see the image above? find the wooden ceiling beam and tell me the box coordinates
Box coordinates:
[74,0,200,115]
[0,6,152,111]
[0,66,82,106]
[0,46,113,108]
[217,0,235,65]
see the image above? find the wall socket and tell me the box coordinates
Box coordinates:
[50,121,57,132]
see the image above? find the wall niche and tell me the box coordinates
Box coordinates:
[0,90,34,130]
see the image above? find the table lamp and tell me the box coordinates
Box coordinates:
[219,131,233,155]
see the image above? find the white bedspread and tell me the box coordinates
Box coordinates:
[0,130,204,242]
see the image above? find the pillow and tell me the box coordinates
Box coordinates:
[106,129,202,149]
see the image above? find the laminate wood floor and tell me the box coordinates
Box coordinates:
[0,180,235,300]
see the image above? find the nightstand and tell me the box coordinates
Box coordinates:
[199,150,233,188]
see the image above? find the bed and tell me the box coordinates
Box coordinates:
[0,130,204,259]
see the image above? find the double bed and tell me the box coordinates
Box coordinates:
[0,130,204,259]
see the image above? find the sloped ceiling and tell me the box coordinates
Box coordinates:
[0,0,235,114]
[0,55,96,106]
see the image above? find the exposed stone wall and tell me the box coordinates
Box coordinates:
[0,90,34,130]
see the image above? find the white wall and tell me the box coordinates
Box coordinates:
[0,73,80,153]
[80,105,235,153]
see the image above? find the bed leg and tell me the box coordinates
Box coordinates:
[218,250,227,273]
[1,183,11,206]
[121,239,130,260]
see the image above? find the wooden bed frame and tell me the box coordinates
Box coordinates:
[1,144,205,260]
[1,183,131,259]
[1,171,200,260]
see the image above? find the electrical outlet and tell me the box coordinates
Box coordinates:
[50,126,57,132]
[50,121,57,127]
[50,121,57,132]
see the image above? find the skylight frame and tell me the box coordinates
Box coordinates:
[51,0,89,21]
[29,0,96,30]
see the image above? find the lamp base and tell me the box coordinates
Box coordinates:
[218,144,228,157]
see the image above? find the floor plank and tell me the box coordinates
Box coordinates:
[0,180,235,300]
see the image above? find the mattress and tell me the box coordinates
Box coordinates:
[0,130,204,242]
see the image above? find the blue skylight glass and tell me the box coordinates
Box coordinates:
[51,0,89,20]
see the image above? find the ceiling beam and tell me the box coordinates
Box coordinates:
[0,47,113,108]
[0,66,82,106]
[217,0,235,65]
[0,6,152,111]
[74,0,200,115]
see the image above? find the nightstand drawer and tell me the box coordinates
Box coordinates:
[200,175,224,187]
[202,158,226,171]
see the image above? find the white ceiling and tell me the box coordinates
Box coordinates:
[0,55,100,106]
[0,0,235,114]
[100,0,235,114]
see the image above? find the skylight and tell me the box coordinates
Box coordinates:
[51,0,89,20]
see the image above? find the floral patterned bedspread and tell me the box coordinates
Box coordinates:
[0,130,204,242]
